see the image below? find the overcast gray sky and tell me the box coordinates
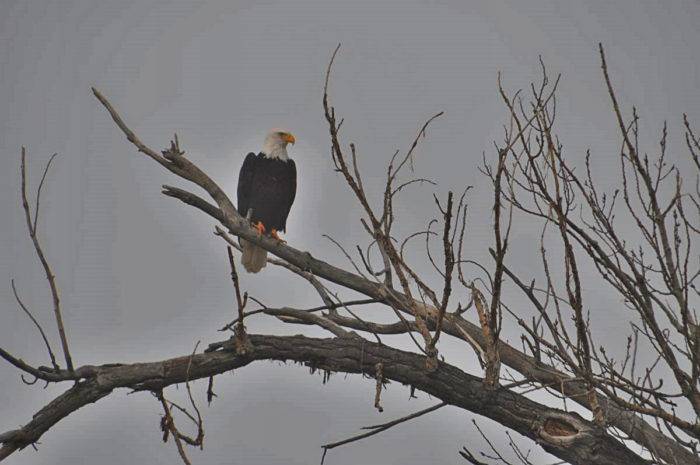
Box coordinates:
[1,1,699,464]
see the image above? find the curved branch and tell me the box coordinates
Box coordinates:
[10,279,59,371]
[0,334,647,465]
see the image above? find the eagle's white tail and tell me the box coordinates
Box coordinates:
[240,239,268,273]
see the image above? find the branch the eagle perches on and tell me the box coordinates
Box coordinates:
[1,44,699,465]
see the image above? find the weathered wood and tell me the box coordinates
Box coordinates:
[0,335,649,465]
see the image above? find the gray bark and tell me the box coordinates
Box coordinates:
[0,335,649,465]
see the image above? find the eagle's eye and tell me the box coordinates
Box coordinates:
[274,131,295,145]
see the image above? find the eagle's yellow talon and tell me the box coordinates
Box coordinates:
[254,221,266,235]
[271,229,286,242]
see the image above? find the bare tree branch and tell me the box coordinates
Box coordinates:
[10,279,59,372]
[20,148,73,372]
[321,401,447,462]
[0,335,649,465]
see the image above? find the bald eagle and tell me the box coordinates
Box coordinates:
[237,129,297,273]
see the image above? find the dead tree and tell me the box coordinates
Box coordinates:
[1,44,698,465]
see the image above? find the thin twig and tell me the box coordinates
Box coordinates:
[10,279,59,371]
[321,402,447,462]
[20,148,73,372]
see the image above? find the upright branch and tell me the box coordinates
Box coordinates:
[488,146,509,338]
[474,140,512,390]
[427,191,456,356]
[20,149,73,373]
[226,246,251,353]
[470,284,501,388]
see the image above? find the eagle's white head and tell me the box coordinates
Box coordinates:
[262,129,296,161]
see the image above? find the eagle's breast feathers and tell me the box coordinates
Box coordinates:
[237,152,297,233]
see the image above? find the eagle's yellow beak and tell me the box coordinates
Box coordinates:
[283,133,296,145]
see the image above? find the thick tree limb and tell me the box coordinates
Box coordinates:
[0,334,648,465]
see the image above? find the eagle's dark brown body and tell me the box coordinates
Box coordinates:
[237,152,297,233]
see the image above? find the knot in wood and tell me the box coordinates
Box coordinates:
[537,412,585,446]
[543,417,579,437]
